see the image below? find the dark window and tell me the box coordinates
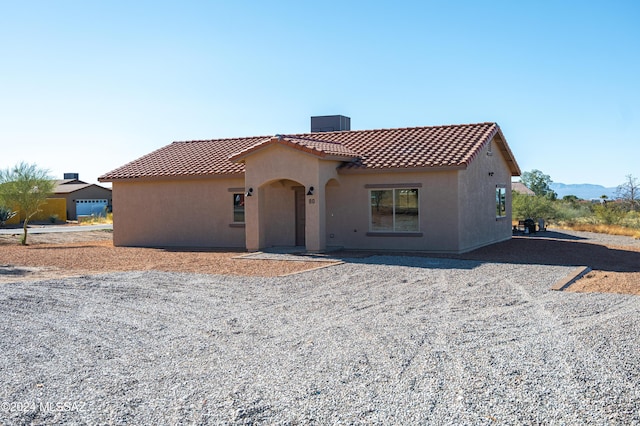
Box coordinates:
[370,188,419,232]
[496,186,506,217]
[233,194,245,223]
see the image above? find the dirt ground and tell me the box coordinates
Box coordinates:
[0,228,638,296]
[0,230,334,283]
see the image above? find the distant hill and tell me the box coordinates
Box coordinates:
[549,183,617,200]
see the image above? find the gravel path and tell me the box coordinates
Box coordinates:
[1,256,639,424]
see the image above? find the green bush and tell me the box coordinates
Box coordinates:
[512,192,557,221]
[592,203,625,225]
[620,210,640,229]
[553,200,592,223]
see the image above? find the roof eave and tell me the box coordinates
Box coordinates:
[493,127,521,176]
[324,155,360,162]
[338,165,467,174]
[99,172,245,183]
[463,124,521,177]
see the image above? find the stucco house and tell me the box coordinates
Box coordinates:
[99,116,520,253]
[511,182,535,196]
[54,174,113,220]
[5,173,112,225]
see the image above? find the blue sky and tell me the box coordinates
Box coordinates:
[1,1,638,188]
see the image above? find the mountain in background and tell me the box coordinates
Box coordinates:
[549,183,618,200]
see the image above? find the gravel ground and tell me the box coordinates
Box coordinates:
[529,228,640,248]
[1,257,639,424]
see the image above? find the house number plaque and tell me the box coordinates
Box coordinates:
[308,198,316,204]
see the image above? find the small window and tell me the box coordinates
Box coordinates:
[233,193,245,223]
[496,186,506,217]
[370,188,419,232]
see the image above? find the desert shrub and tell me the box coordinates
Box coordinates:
[592,203,625,225]
[0,205,17,227]
[512,192,557,222]
[620,210,640,229]
[553,199,592,223]
[49,214,59,224]
[79,211,113,225]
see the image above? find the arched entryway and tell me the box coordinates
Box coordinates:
[236,139,345,252]
[253,179,308,249]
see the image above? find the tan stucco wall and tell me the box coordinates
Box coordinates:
[325,171,461,252]
[110,137,515,253]
[111,177,246,247]
[242,144,341,251]
[457,135,513,252]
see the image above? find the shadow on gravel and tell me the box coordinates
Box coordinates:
[160,247,246,253]
[449,238,640,273]
[29,244,108,250]
[0,266,31,277]
[328,234,640,274]
[511,230,587,241]
[342,256,479,270]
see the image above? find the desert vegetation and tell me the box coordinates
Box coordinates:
[0,162,55,244]
[78,211,113,225]
[513,171,640,238]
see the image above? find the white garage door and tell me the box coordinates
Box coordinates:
[76,199,108,217]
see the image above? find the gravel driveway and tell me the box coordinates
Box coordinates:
[1,256,639,424]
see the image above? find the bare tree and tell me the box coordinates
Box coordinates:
[616,174,639,211]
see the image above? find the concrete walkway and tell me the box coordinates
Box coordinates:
[0,224,112,234]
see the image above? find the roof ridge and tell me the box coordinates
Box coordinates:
[171,123,496,144]
[172,135,271,144]
[280,134,345,145]
[293,122,497,136]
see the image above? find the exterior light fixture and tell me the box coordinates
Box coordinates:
[246,188,253,197]
[306,186,314,196]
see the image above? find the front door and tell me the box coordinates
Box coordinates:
[294,187,305,246]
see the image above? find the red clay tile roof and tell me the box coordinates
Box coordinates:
[99,136,268,180]
[99,122,520,181]
[228,135,360,162]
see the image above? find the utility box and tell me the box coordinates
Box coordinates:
[311,115,351,133]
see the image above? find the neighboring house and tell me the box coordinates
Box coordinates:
[512,182,535,196]
[4,173,112,225]
[99,116,521,253]
[54,173,112,220]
